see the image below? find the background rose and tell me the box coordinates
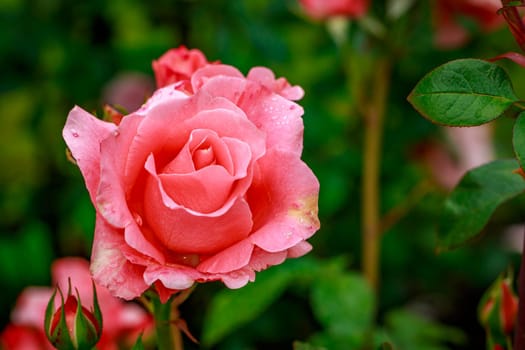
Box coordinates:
[0,257,152,350]
[434,0,504,48]
[63,55,320,302]
[152,46,216,92]
[299,0,369,20]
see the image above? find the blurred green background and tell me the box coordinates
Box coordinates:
[2,0,525,349]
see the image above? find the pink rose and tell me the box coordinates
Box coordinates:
[434,0,504,48]
[0,325,51,350]
[63,54,320,302]
[152,46,216,91]
[299,0,369,19]
[0,257,152,350]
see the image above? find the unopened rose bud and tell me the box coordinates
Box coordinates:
[479,271,518,349]
[44,281,102,350]
[500,281,518,334]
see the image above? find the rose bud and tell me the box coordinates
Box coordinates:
[479,271,518,348]
[44,281,102,350]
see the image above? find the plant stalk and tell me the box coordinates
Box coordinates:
[361,59,390,292]
[152,296,183,350]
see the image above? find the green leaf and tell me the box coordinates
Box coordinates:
[44,286,58,339]
[383,309,465,350]
[513,112,525,169]
[437,159,525,251]
[201,264,294,346]
[408,59,519,126]
[310,272,374,348]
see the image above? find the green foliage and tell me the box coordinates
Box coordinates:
[513,112,525,170]
[408,59,519,126]
[310,272,374,348]
[381,309,466,350]
[201,257,321,346]
[436,160,525,251]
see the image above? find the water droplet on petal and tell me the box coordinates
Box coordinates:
[71,129,79,137]
[113,129,120,137]
[132,212,143,226]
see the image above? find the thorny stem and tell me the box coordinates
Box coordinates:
[361,59,391,292]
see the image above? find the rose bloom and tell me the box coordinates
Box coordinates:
[63,49,320,302]
[0,257,152,350]
[434,0,504,48]
[152,46,217,91]
[299,0,369,20]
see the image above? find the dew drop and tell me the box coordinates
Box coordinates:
[132,212,143,226]
[113,129,120,137]
[71,129,79,137]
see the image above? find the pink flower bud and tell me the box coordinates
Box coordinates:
[44,281,102,350]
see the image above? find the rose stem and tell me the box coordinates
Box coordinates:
[514,227,525,348]
[152,296,181,350]
[361,59,390,292]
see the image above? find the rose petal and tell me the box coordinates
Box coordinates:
[163,129,234,175]
[52,258,111,309]
[63,106,117,202]
[197,239,254,274]
[143,168,254,253]
[11,287,53,327]
[124,220,166,264]
[287,241,313,258]
[247,248,288,272]
[191,64,244,93]
[238,84,304,156]
[144,265,196,291]
[248,150,320,252]
[160,166,235,213]
[96,115,143,228]
[158,135,252,214]
[221,269,255,289]
[90,215,149,300]
[145,149,252,217]
[247,67,304,101]
[184,108,266,162]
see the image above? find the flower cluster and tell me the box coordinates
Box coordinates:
[63,46,320,302]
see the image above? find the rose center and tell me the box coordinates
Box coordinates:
[192,143,216,169]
